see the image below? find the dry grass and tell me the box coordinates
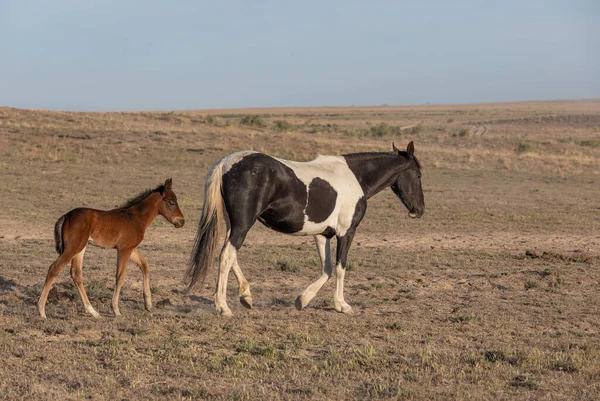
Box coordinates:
[1,100,600,400]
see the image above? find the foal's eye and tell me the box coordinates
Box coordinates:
[168,200,175,206]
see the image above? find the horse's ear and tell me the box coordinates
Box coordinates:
[392,142,400,153]
[406,141,415,158]
[164,178,172,191]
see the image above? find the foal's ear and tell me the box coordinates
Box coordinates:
[164,178,173,192]
[406,141,415,158]
[392,142,400,153]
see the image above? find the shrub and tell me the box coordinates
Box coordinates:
[370,122,400,137]
[239,115,267,128]
[273,120,293,132]
[204,115,217,125]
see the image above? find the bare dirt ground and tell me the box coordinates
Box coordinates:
[1,100,599,400]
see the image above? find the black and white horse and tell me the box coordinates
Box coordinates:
[186,142,424,316]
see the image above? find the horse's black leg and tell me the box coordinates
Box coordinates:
[295,235,332,310]
[334,229,356,313]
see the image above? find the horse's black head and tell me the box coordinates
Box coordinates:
[391,142,424,218]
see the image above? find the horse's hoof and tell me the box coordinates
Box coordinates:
[240,296,253,309]
[217,308,234,317]
[294,296,305,311]
[335,304,353,314]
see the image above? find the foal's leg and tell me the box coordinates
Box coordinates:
[130,248,152,312]
[333,230,355,314]
[70,246,100,317]
[111,248,133,316]
[38,249,79,318]
[214,240,237,317]
[295,235,332,310]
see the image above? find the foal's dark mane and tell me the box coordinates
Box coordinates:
[120,184,165,209]
[344,151,422,171]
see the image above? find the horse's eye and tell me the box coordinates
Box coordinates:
[168,200,175,206]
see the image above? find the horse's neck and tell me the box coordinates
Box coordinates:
[128,193,161,229]
[344,153,407,198]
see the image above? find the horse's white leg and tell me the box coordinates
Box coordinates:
[295,235,332,310]
[232,259,252,309]
[333,261,352,313]
[214,241,236,317]
[333,230,355,314]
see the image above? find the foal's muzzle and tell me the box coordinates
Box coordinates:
[174,219,185,228]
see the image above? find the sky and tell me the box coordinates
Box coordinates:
[0,0,599,111]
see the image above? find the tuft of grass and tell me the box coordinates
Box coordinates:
[578,139,600,148]
[387,321,406,331]
[449,311,474,324]
[524,279,539,290]
[516,141,534,154]
[276,260,299,273]
[273,120,293,132]
[510,375,539,390]
[239,115,267,128]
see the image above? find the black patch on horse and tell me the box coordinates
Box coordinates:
[306,178,337,224]
[222,153,308,246]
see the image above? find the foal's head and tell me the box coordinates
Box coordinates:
[158,178,185,228]
[391,142,425,218]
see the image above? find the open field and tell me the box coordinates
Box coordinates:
[1,100,599,400]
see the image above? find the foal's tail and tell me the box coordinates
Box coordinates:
[185,161,226,290]
[54,214,67,254]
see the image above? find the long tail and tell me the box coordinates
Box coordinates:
[185,161,226,290]
[54,214,67,254]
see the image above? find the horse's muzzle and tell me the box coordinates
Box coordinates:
[174,219,185,228]
[408,209,424,219]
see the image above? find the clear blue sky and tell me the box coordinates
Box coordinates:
[1,0,598,111]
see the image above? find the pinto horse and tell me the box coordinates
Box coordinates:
[186,142,424,316]
[38,179,185,318]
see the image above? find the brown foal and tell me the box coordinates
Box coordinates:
[38,178,185,318]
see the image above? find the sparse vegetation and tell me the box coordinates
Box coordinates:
[1,100,599,400]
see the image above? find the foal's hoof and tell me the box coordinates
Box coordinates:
[240,296,253,309]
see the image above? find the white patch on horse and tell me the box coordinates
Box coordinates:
[220,151,258,174]
[275,155,364,237]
